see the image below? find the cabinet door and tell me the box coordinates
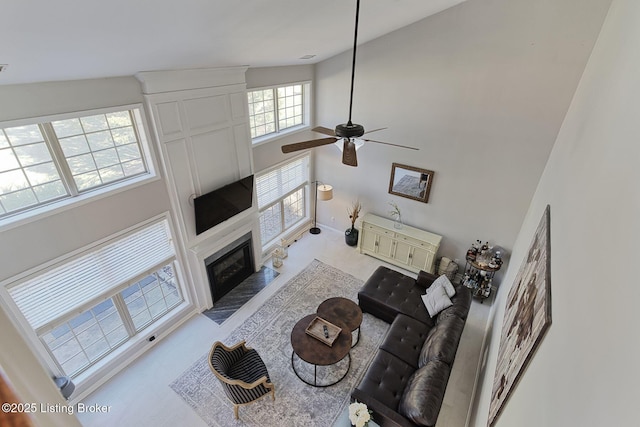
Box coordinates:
[393,240,412,265]
[410,246,434,274]
[360,226,379,253]
[377,234,395,257]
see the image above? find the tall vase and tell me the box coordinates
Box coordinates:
[345,226,359,246]
[393,214,403,229]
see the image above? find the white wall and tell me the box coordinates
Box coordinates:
[245,64,313,90]
[0,76,142,121]
[471,0,639,425]
[312,0,611,271]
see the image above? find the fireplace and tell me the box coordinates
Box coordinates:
[204,233,255,302]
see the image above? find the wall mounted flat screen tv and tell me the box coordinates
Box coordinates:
[194,175,254,235]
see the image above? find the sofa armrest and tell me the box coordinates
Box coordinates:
[416,271,438,290]
[351,389,415,427]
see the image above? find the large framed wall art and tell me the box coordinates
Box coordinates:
[488,205,552,426]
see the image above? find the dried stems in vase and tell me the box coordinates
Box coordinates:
[348,200,362,229]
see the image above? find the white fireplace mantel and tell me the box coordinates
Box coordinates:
[137,67,260,310]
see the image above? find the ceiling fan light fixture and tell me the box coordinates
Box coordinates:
[334,138,364,152]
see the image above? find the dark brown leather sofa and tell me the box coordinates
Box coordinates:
[352,266,471,427]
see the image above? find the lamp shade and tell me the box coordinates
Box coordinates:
[317,184,333,201]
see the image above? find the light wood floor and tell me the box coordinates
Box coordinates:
[76,228,491,427]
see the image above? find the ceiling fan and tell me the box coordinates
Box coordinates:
[280,0,418,167]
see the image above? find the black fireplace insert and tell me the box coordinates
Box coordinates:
[205,235,254,302]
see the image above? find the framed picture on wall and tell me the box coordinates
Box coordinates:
[488,205,552,426]
[388,163,434,203]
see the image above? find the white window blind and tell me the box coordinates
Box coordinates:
[9,220,175,330]
[256,156,308,208]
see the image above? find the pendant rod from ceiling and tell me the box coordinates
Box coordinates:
[347,0,360,126]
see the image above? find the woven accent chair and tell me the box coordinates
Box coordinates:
[208,341,275,419]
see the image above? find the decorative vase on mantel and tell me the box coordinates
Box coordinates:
[345,226,359,246]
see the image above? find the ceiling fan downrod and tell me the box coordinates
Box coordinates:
[336,0,364,139]
[348,0,360,125]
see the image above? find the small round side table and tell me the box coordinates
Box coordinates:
[317,297,363,347]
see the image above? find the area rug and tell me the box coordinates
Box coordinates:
[202,266,279,325]
[170,259,389,427]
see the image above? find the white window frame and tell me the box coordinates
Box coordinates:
[248,81,312,146]
[0,214,187,389]
[36,261,182,378]
[0,104,158,231]
[256,153,310,252]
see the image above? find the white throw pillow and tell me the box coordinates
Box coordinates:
[427,274,456,298]
[421,285,453,318]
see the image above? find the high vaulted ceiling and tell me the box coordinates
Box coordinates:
[1,0,466,86]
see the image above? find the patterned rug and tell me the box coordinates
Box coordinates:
[170,259,389,427]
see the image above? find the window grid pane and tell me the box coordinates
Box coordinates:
[259,203,283,244]
[248,89,276,138]
[52,111,147,192]
[121,264,183,332]
[283,188,305,228]
[0,127,67,214]
[277,84,303,131]
[40,299,127,377]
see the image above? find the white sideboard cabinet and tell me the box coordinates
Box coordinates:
[358,213,442,274]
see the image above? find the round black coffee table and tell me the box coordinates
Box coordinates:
[317,297,363,347]
[290,314,351,387]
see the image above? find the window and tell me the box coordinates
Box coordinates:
[256,155,309,247]
[40,299,128,376]
[52,111,146,191]
[5,219,183,378]
[0,107,150,220]
[121,264,181,332]
[248,89,275,138]
[248,83,309,141]
[0,125,66,213]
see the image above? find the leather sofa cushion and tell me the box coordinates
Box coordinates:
[398,360,451,427]
[353,349,416,411]
[358,266,435,326]
[380,314,433,368]
[419,315,465,367]
[436,285,472,323]
[416,270,437,289]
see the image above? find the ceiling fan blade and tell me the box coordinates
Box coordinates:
[361,138,419,151]
[363,127,387,135]
[342,139,358,167]
[281,137,338,153]
[312,126,336,136]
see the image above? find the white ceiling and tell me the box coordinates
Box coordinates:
[1,0,466,86]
